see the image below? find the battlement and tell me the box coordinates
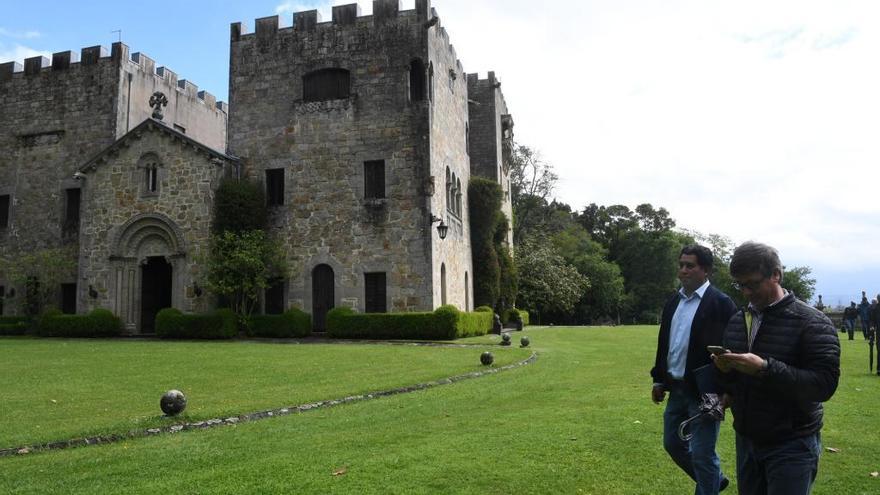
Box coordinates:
[231,0,432,42]
[0,42,226,113]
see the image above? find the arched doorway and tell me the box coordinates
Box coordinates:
[312,264,335,332]
[140,256,172,333]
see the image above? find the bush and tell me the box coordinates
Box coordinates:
[326,305,493,340]
[0,316,29,335]
[247,308,311,338]
[36,308,122,338]
[155,308,238,339]
[474,306,493,313]
[517,309,530,326]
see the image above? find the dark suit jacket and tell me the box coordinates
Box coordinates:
[650,284,737,392]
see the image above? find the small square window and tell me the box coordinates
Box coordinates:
[364,160,385,199]
[63,188,81,235]
[266,168,285,206]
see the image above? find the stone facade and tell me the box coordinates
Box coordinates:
[0,1,514,332]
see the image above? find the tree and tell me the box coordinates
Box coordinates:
[508,143,559,244]
[782,266,816,303]
[514,238,589,324]
[205,230,287,319]
[0,246,78,316]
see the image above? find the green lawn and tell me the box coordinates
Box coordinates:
[1,328,877,494]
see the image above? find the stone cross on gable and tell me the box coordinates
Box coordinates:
[149,91,168,120]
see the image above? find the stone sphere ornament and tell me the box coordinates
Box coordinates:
[501,333,511,346]
[160,389,187,416]
[521,336,530,348]
[480,351,494,366]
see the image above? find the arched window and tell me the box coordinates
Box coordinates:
[303,68,350,102]
[455,178,462,215]
[409,59,425,102]
[138,153,162,196]
[445,167,452,208]
[441,263,447,306]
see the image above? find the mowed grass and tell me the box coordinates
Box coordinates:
[0,338,529,447]
[1,327,878,494]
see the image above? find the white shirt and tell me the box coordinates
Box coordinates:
[667,280,711,379]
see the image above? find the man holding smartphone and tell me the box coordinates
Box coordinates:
[651,245,737,494]
[714,242,840,494]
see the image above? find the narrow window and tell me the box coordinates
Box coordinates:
[456,178,462,215]
[364,272,387,313]
[0,194,10,228]
[445,168,451,207]
[364,160,386,199]
[146,166,158,193]
[303,68,351,102]
[409,59,425,102]
[0,285,5,315]
[428,63,434,103]
[265,279,285,315]
[266,168,285,206]
[440,264,447,306]
[61,283,77,314]
[465,124,469,155]
[63,188,81,235]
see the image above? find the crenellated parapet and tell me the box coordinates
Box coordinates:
[0,42,226,113]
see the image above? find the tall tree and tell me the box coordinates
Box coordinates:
[508,143,559,244]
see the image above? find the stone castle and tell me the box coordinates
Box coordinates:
[0,0,514,333]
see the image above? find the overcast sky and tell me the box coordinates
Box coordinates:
[2,0,878,306]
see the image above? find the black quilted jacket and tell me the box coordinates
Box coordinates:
[720,293,840,445]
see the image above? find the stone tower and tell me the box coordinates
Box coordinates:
[0,42,227,317]
[228,0,474,328]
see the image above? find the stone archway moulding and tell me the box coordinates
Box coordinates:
[110,212,187,259]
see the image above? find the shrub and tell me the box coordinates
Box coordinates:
[326,305,493,340]
[517,309,530,326]
[247,308,311,338]
[0,316,29,335]
[36,308,122,338]
[155,308,238,339]
[474,306,493,313]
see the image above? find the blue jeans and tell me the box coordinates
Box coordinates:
[735,432,821,495]
[663,383,724,495]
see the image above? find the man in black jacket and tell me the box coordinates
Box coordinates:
[714,242,840,494]
[651,245,737,494]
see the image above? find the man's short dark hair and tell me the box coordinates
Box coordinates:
[730,241,783,279]
[680,245,714,271]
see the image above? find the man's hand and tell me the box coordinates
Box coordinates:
[652,384,666,404]
[713,352,766,376]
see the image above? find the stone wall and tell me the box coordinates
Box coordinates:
[228,1,471,314]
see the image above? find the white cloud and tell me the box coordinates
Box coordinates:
[0,27,41,39]
[0,43,51,65]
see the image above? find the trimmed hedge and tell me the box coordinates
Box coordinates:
[326,305,493,340]
[155,308,238,339]
[0,316,30,335]
[247,308,311,338]
[474,306,493,313]
[518,309,530,326]
[36,309,122,338]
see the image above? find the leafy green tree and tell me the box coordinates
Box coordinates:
[615,228,689,323]
[551,225,625,323]
[205,230,287,319]
[0,246,78,316]
[515,238,589,324]
[508,143,560,244]
[782,266,817,303]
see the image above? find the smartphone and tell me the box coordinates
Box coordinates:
[707,345,730,355]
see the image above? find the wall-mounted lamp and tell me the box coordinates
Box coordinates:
[193,282,203,297]
[430,214,449,240]
[72,171,86,181]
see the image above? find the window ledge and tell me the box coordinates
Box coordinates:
[363,198,387,209]
[294,95,356,115]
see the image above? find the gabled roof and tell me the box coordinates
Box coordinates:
[77,118,238,172]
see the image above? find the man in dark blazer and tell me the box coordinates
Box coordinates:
[651,245,737,494]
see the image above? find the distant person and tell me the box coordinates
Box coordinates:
[714,242,840,494]
[651,245,737,494]
[843,302,857,340]
[814,295,825,311]
[858,294,871,340]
